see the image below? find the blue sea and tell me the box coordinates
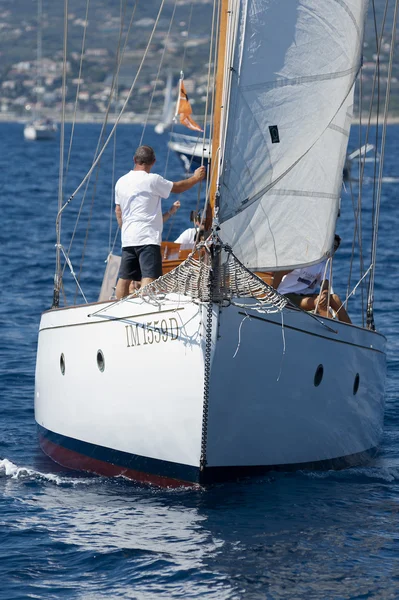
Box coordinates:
[1,121,398,599]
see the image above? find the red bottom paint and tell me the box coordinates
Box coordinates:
[39,434,197,489]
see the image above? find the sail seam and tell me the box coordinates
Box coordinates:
[332,0,361,38]
[241,66,358,94]
[269,189,338,200]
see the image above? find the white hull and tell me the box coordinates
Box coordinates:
[34,295,386,485]
[168,133,211,170]
[24,123,57,141]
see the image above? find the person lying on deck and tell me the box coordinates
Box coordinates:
[273,235,352,324]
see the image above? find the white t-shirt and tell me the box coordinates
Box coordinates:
[174,227,197,250]
[115,170,173,246]
[277,261,328,295]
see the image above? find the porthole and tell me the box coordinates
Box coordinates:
[97,350,105,372]
[353,373,360,395]
[60,353,65,375]
[314,364,324,387]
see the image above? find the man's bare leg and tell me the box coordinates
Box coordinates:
[115,278,131,299]
[141,277,155,288]
[129,280,141,294]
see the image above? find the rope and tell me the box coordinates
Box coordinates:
[64,0,91,180]
[54,0,69,306]
[367,0,399,323]
[61,0,136,282]
[56,0,166,215]
[55,0,166,303]
[57,245,88,304]
[139,0,179,144]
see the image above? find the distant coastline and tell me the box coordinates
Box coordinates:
[0,112,159,125]
[1,112,399,125]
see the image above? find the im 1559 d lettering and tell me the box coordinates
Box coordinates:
[125,317,179,347]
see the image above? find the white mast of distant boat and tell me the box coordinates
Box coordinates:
[154,70,174,134]
[24,0,57,141]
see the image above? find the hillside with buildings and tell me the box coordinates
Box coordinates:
[0,0,397,121]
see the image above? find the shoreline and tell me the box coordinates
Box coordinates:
[1,112,399,126]
[0,112,159,125]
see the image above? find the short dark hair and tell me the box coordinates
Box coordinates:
[334,234,341,249]
[134,145,156,165]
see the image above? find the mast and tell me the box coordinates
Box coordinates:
[206,0,229,230]
[36,0,43,118]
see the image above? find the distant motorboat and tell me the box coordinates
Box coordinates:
[343,143,377,181]
[168,131,211,171]
[24,119,57,141]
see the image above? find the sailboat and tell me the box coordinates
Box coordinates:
[34,1,394,486]
[24,0,57,141]
[154,71,175,134]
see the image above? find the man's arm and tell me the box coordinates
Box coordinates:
[163,200,180,223]
[171,166,206,194]
[115,205,122,228]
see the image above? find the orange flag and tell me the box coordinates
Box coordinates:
[175,78,203,132]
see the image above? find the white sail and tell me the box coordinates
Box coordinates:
[219,0,367,270]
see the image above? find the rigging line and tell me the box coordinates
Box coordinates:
[192,0,218,232]
[198,146,220,236]
[347,0,388,323]
[314,258,331,317]
[276,310,286,383]
[56,0,166,217]
[65,0,91,180]
[109,0,124,257]
[366,0,388,301]
[343,264,373,308]
[55,0,69,294]
[357,62,365,325]
[61,0,136,280]
[139,0,179,145]
[346,175,362,315]
[356,1,387,194]
[368,0,399,309]
[109,85,119,255]
[367,0,388,302]
[57,244,88,304]
[233,312,250,358]
[181,2,195,71]
[200,0,218,161]
[74,2,169,302]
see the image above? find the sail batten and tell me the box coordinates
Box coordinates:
[218,0,367,270]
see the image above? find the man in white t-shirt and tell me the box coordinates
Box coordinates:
[275,235,351,323]
[115,145,205,298]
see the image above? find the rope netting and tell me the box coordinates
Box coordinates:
[134,244,288,312]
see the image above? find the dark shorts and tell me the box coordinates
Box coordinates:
[119,245,162,281]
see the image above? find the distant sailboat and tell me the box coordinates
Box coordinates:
[24,0,57,141]
[154,71,174,134]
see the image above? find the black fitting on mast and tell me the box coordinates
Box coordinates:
[366,303,375,331]
[51,273,60,309]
